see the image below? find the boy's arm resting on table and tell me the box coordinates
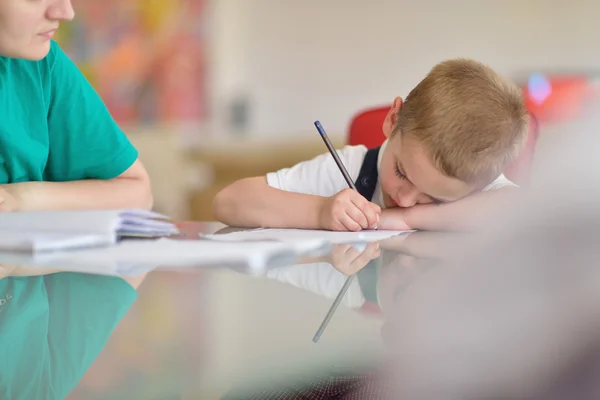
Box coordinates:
[380,187,520,231]
[3,159,153,212]
[214,146,383,231]
[213,176,325,229]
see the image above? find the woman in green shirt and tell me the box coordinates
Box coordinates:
[0,0,152,211]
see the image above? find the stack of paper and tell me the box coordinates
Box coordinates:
[0,209,178,252]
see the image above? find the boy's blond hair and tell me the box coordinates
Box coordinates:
[393,59,529,188]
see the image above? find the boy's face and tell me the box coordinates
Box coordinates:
[0,0,74,60]
[379,97,475,208]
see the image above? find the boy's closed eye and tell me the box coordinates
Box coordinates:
[394,159,444,205]
[394,164,407,181]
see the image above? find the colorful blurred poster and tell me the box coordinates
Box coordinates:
[55,0,208,125]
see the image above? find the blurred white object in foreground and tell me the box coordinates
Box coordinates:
[386,111,600,399]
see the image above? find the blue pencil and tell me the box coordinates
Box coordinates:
[314,121,358,191]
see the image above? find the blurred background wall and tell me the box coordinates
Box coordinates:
[211,0,600,137]
[55,0,600,220]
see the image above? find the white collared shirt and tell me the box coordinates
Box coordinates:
[266,140,515,207]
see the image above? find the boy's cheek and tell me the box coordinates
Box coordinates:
[380,177,399,207]
[383,193,399,208]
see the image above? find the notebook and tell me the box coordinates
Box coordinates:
[0,209,179,252]
[0,209,178,236]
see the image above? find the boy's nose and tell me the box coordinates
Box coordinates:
[396,188,420,208]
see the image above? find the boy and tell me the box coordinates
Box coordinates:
[213,59,529,231]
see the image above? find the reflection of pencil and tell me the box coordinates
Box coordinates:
[312,274,356,343]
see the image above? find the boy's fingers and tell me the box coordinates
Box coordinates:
[351,197,377,228]
[346,204,369,229]
[372,203,382,214]
[360,205,378,229]
[349,191,370,208]
[340,213,362,232]
[370,203,382,228]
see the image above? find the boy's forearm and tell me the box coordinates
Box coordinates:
[9,178,153,211]
[405,188,520,231]
[213,178,325,229]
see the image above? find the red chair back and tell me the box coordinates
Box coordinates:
[347,106,389,149]
[347,106,540,186]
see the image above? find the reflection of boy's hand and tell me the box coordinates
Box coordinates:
[319,188,381,231]
[329,242,380,275]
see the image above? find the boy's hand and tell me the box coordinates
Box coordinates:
[0,185,21,212]
[319,188,381,231]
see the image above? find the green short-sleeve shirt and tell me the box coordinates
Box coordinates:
[0,40,137,184]
[0,273,137,400]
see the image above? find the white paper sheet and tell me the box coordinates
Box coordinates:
[200,228,411,244]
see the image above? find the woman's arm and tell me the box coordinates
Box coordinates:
[4,159,153,211]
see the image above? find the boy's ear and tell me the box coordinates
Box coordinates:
[383,97,403,138]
